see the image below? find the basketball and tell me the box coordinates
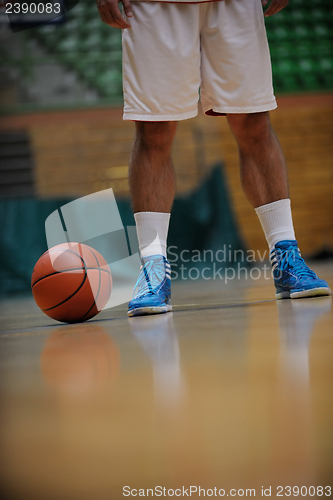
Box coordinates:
[31,243,112,324]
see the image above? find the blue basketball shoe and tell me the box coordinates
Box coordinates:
[270,240,331,299]
[128,255,172,317]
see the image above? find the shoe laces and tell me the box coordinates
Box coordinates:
[133,257,167,298]
[276,245,317,279]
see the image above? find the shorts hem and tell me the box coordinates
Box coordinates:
[203,101,278,115]
[123,109,198,122]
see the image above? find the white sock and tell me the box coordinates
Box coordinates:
[134,212,170,259]
[255,199,296,251]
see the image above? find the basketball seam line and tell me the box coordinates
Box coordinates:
[43,245,88,313]
[32,267,112,288]
[43,268,88,312]
[77,244,103,322]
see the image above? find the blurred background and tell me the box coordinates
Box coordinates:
[0,0,332,297]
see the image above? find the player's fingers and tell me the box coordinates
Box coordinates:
[264,0,289,17]
[98,7,113,26]
[108,8,131,29]
[122,0,133,19]
[96,1,131,29]
[100,9,130,29]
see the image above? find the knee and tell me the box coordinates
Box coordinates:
[135,121,177,151]
[227,112,272,143]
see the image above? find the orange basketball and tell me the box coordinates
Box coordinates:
[31,243,112,324]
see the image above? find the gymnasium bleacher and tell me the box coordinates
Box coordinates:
[30,2,123,103]
[0,0,332,111]
[29,0,333,97]
[266,0,333,93]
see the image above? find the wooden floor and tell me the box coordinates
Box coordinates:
[0,262,332,500]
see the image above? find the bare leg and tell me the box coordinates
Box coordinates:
[227,112,289,208]
[129,121,178,213]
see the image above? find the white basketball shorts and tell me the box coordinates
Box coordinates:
[122,0,277,121]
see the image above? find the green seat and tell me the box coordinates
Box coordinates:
[58,36,79,53]
[319,58,333,75]
[84,17,102,31]
[96,69,122,97]
[290,10,307,23]
[269,26,290,42]
[291,0,306,6]
[314,24,331,38]
[295,41,314,58]
[80,33,101,51]
[274,75,300,93]
[292,25,312,40]
[317,41,333,57]
[274,60,297,76]
[271,42,295,59]
[311,8,326,22]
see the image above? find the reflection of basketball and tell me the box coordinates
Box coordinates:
[41,326,120,394]
[31,243,112,324]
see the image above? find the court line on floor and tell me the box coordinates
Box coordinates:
[172,298,276,313]
[0,298,277,336]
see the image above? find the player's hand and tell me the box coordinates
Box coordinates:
[262,0,289,17]
[96,0,133,29]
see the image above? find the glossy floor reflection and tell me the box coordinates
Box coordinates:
[0,263,332,500]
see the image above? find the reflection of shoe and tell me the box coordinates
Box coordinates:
[129,313,185,406]
[128,255,172,317]
[270,240,331,299]
[277,297,332,347]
